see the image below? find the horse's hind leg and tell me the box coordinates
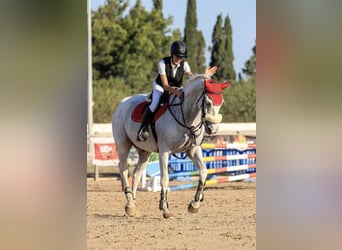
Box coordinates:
[132,149,151,198]
[186,146,208,213]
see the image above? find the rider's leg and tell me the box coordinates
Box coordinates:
[136,107,153,141]
[149,82,164,112]
[136,83,163,141]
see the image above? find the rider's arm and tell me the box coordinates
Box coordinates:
[185,64,218,79]
[160,74,183,98]
[158,59,183,98]
[184,61,192,77]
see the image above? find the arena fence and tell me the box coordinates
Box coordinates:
[88,137,256,189]
[144,143,256,192]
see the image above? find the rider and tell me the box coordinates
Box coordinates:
[136,40,217,141]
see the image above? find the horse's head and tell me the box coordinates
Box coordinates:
[203,79,231,135]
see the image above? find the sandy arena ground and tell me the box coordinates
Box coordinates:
[87,175,256,250]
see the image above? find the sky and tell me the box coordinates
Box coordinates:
[91,0,256,75]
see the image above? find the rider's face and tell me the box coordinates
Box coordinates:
[172,55,184,65]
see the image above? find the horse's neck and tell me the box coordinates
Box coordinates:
[181,80,204,125]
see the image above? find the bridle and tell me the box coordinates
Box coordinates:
[167,85,210,147]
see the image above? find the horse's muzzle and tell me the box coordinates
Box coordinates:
[205,114,222,124]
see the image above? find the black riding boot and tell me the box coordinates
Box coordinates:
[136,108,154,141]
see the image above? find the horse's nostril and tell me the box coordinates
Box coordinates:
[205,123,219,135]
[205,123,213,134]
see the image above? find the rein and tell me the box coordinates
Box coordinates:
[167,89,207,147]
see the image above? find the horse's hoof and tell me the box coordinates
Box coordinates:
[188,203,199,213]
[125,205,136,217]
[163,212,174,219]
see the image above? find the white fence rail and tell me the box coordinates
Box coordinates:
[88,122,256,136]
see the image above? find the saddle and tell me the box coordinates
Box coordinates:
[131,96,168,123]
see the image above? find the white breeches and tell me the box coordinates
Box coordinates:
[149,82,164,112]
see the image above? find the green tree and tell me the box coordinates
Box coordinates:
[222,15,235,81]
[209,14,235,81]
[194,31,206,73]
[242,44,256,79]
[92,0,179,122]
[92,0,128,81]
[209,14,224,75]
[184,0,206,73]
[220,43,256,122]
[152,0,162,11]
[93,77,131,123]
[220,80,256,122]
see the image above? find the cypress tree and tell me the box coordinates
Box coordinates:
[195,30,206,73]
[242,44,256,79]
[152,0,162,11]
[209,14,235,81]
[220,43,256,122]
[209,14,224,78]
[223,15,235,81]
[184,0,206,73]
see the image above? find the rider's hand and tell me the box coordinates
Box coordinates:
[204,66,218,78]
[175,88,184,99]
[176,89,184,99]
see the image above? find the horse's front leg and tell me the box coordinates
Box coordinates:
[158,151,173,219]
[187,146,207,213]
[119,157,136,217]
[132,150,151,199]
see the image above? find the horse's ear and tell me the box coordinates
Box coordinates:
[221,81,232,90]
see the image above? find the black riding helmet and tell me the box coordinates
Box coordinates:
[170,41,188,58]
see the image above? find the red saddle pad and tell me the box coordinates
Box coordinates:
[131,101,168,123]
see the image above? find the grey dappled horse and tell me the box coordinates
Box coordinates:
[112,75,231,218]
